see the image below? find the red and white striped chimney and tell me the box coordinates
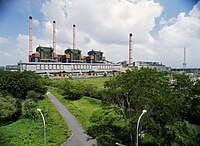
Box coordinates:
[129,33,133,65]
[29,16,33,62]
[73,24,76,49]
[53,21,56,53]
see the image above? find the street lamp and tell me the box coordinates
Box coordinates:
[37,108,46,146]
[136,110,147,146]
[116,142,126,146]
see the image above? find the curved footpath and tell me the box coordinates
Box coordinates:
[47,92,102,146]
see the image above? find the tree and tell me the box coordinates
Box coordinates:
[0,71,47,123]
[87,107,129,146]
[0,71,47,100]
[63,82,85,100]
[187,79,200,124]
[0,93,18,125]
[102,68,198,145]
[21,98,38,119]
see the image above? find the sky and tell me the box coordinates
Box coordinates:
[0,0,199,68]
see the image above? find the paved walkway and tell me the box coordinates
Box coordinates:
[47,92,102,146]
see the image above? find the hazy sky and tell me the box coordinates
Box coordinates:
[0,0,199,67]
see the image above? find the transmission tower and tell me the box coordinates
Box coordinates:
[183,47,187,70]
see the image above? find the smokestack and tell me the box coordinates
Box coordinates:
[73,24,76,49]
[53,21,56,53]
[129,33,133,65]
[29,16,33,62]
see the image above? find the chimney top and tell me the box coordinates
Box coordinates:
[73,24,75,27]
[130,33,132,36]
[29,16,32,19]
[53,21,56,23]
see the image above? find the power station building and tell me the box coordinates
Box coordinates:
[18,16,122,76]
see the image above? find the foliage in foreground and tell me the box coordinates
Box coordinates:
[48,71,200,146]
[0,71,47,125]
[0,96,69,146]
[101,68,200,146]
[0,94,18,125]
[0,71,69,145]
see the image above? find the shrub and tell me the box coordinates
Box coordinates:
[0,94,18,125]
[87,108,129,146]
[83,84,97,97]
[21,99,38,119]
[63,82,85,100]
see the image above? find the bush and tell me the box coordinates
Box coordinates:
[21,99,38,119]
[63,82,85,100]
[83,84,104,100]
[27,90,45,101]
[87,108,129,146]
[140,133,157,146]
[0,94,18,125]
[84,84,97,96]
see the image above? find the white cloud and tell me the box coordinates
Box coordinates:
[33,19,39,26]
[39,0,163,63]
[0,34,47,65]
[1,0,200,68]
[157,2,200,67]
[0,36,11,45]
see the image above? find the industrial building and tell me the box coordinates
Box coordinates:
[18,16,122,76]
[135,61,171,71]
[18,16,200,77]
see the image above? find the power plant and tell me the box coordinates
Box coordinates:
[12,16,200,78]
[18,16,122,76]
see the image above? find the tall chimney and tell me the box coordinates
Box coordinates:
[53,21,56,53]
[29,16,33,62]
[129,33,133,65]
[73,24,76,49]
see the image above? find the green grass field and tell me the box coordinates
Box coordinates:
[0,96,70,146]
[71,76,113,89]
[48,88,103,130]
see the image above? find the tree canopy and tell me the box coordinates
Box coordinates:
[0,71,47,125]
[102,68,199,145]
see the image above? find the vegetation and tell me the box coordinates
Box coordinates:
[101,68,200,145]
[0,71,47,125]
[48,88,102,129]
[49,68,200,146]
[0,94,18,124]
[2,69,198,146]
[0,96,70,146]
[50,78,104,100]
[72,77,112,89]
[0,71,69,145]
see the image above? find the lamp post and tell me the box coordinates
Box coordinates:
[116,142,126,146]
[37,108,46,146]
[136,110,147,146]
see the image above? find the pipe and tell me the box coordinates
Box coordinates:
[129,33,133,65]
[53,21,56,53]
[29,16,33,61]
[73,24,76,49]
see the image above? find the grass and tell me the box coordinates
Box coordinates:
[48,88,103,130]
[71,76,113,89]
[0,96,70,146]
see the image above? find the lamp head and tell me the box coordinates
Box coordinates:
[143,110,147,113]
[37,108,41,112]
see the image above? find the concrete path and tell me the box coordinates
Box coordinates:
[47,92,102,146]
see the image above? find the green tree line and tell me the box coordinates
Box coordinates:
[0,71,47,125]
